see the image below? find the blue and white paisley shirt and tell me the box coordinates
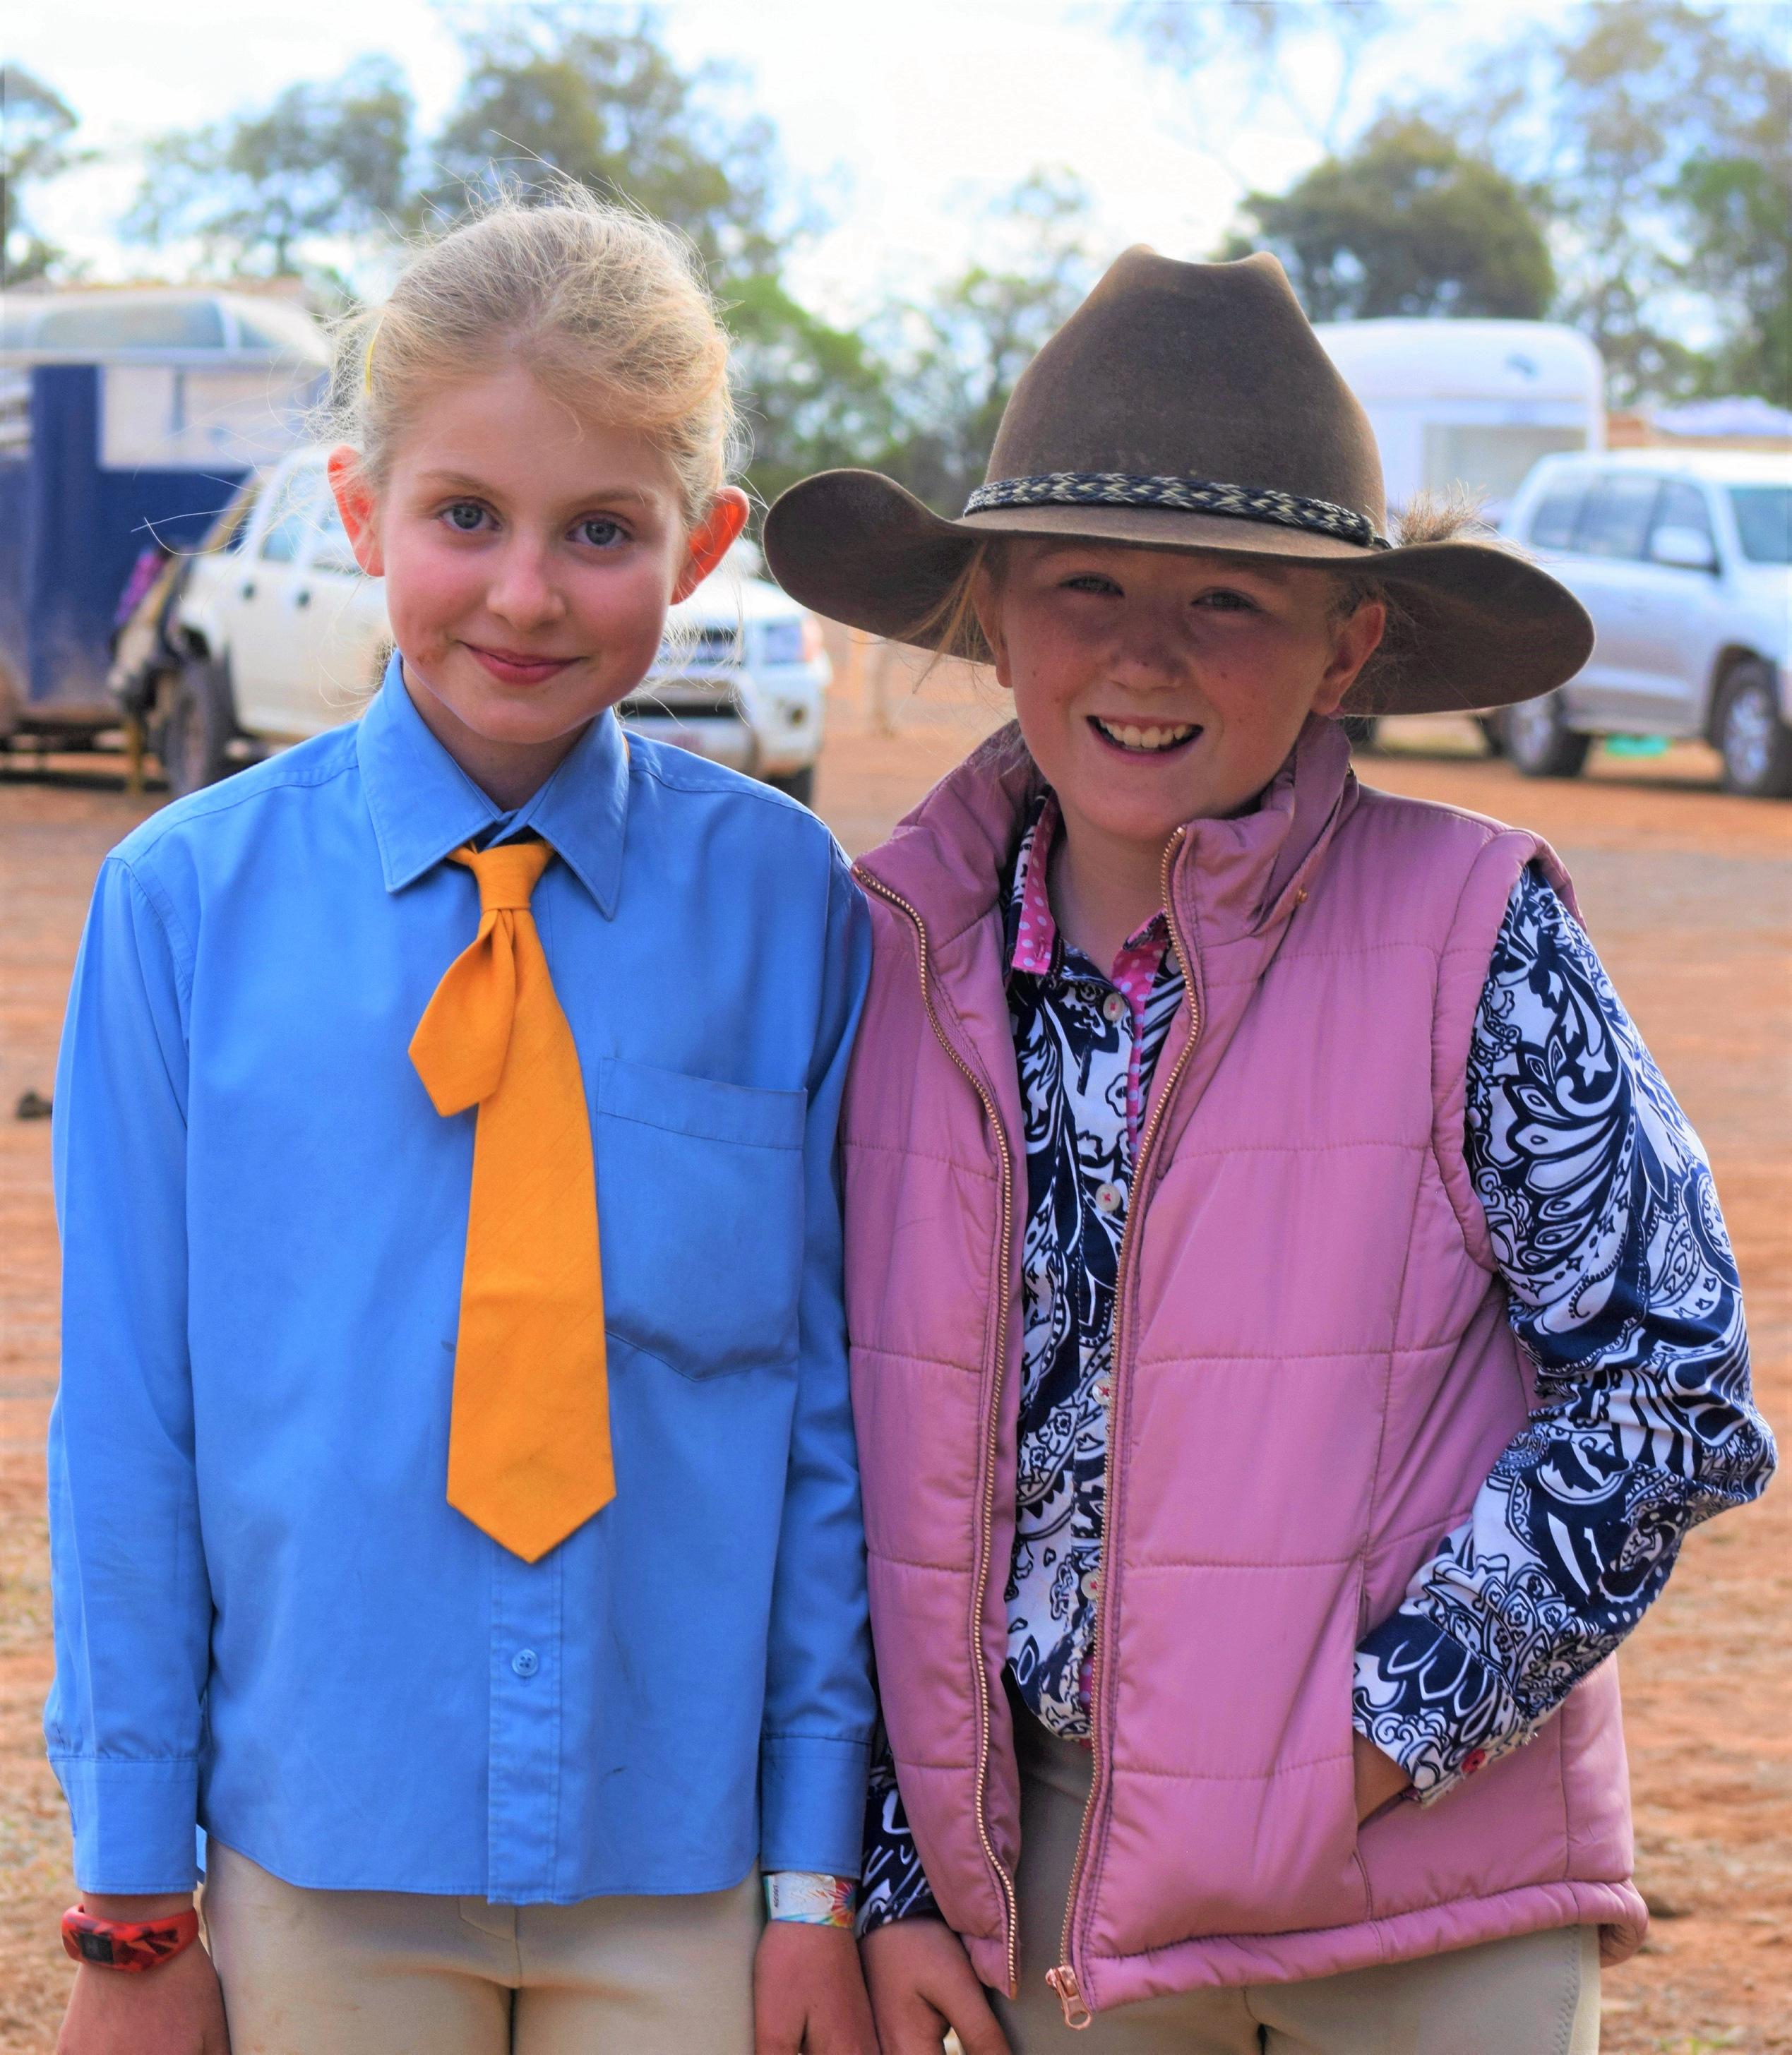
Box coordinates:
[858,791,1773,1933]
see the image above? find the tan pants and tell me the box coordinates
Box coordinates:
[201,1840,760,2055]
[993,1711,1601,2054]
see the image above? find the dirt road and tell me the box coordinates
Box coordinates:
[1,669,1787,2052]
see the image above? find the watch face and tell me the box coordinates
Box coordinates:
[76,1931,117,1964]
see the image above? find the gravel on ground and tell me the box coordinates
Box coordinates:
[1,661,1786,2053]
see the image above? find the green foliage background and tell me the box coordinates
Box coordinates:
[4,0,1786,513]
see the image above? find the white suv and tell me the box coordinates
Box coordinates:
[1498,449,1792,796]
[130,446,832,802]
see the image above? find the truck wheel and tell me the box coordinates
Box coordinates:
[159,657,235,798]
[1500,693,1591,779]
[767,765,816,806]
[1716,659,1792,798]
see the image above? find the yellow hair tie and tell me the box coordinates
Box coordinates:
[362,314,383,397]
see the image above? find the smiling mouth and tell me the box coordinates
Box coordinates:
[466,643,580,685]
[1089,715,1202,755]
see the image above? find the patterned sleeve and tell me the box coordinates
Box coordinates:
[1352,866,1775,1801]
[856,1720,940,1936]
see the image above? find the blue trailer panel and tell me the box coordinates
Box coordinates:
[0,289,325,741]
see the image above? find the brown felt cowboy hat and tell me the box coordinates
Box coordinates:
[763,248,1593,716]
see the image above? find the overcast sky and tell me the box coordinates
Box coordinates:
[16,0,1581,317]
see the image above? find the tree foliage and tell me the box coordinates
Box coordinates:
[727,275,899,507]
[126,55,412,278]
[426,6,783,279]
[1,64,83,286]
[1678,133,1792,408]
[1444,0,1789,401]
[1229,116,1553,322]
[878,169,1097,515]
[1118,1,1391,157]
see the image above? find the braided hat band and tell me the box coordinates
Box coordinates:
[962,471,1390,551]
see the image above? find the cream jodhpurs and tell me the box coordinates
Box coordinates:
[201,1840,760,2055]
[992,1711,1601,2055]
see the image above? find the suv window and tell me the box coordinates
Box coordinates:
[259,467,328,564]
[1572,474,1660,560]
[1527,477,1588,551]
[1649,481,1715,553]
[1728,486,1792,564]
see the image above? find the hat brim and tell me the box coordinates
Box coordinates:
[763,469,1595,717]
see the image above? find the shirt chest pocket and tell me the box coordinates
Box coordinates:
[592,1056,808,1379]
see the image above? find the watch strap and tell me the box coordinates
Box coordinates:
[61,1905,201,1972]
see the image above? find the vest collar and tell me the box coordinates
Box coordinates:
[857,714,1356,958]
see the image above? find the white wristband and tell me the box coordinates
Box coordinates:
[763,1871,856,1927]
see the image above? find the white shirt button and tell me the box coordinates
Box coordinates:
[1095,1182,1122,1214]
[1101,991,1126,1024]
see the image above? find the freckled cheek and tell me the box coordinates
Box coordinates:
[1010,624,1106,719]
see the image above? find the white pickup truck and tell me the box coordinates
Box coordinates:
[119,445,832,802]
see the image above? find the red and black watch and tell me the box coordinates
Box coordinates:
[61,1905,200,1973]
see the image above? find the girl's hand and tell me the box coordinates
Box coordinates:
[56,1943,230,2055]
[861,1917,1011,2055]
[754,1921,877,2054]
[1352,1730,1413,1821]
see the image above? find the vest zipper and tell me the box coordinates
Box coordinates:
[854,867,1021,1998]
[1051,825,1202,2027]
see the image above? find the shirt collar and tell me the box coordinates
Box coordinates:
[357,657,630,915]
[1005,789,1169,982]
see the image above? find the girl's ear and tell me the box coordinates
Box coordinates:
[1312,597,1386,717]
[671,488,751,604]
[328,447,384,578]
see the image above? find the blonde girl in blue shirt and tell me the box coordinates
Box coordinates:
[50,196,876,2055]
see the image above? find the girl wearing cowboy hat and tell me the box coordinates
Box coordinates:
[764,249,1772,2053]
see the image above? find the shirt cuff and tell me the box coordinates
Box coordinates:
[52,1756,200,1896]
[760,1734,872,1879]
[858,1879,940,1936]
[1351,1610,1530,1803]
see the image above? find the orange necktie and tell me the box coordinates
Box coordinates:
[410,841,614,1562]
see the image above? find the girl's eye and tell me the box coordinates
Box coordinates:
[1195,588,1256,611]
[577,517,627,549]
[1063,573,1121,595]
[443,503,487,534]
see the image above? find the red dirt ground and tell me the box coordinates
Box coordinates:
[1,662,1787,2051]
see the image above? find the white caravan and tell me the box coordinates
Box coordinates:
[1314,320,1605,526]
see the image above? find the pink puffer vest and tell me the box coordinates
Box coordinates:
[843,717,1647,2018]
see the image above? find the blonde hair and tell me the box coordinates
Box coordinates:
[325,188,738,525]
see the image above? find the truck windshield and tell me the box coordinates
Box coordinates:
[1728,487,1791,564]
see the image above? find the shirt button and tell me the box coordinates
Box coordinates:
[1082,1570,1101,1598]
[1101,991,1126,1024]
[1094,1380,1112,1407]
[511,1649,539,1679]
[1095,1182,1122,1213]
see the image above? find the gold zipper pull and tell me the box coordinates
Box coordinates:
[1046,1963,1094,2030]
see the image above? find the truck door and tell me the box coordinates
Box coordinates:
[1561,472,1664,726]
[294,494,393,733]
[1630,481,1725,736]
[227,462,332,735]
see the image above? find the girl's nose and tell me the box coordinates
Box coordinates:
[1108,606,1187,689]
[486,543,567,630]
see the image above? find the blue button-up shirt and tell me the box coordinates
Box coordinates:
[48,669,873,1902]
